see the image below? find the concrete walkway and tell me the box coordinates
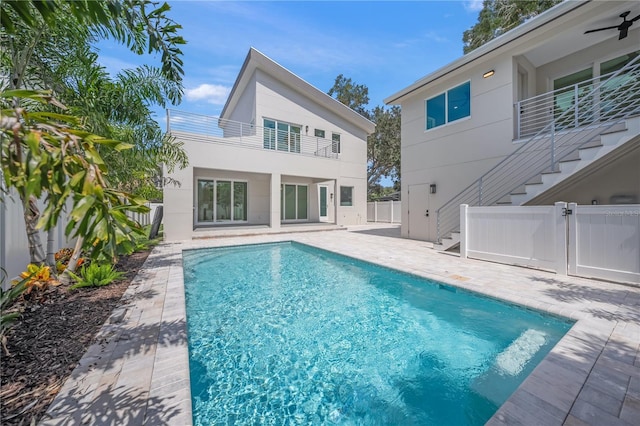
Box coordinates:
[41,224,639,425]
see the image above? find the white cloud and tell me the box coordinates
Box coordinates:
[185,84,231,105]
[464,0,484,12]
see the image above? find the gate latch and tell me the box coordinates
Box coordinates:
[562,208,573,216]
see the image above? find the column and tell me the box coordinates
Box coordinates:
[270,173,281,230]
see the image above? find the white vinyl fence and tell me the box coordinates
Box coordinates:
[367,200,401,223]
[1,190,159,282]
[461,203,640,285]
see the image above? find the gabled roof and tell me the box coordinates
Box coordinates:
[384,0,589,104]
[220,47,376,135]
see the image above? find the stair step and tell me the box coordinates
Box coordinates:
[559,151,581,163]
[600,122,627,135]
[525,176,543,185]
[435,232,460,252]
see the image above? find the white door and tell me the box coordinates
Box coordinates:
[408,183,431,241]
[319,185,328,222]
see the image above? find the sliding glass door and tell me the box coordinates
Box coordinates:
[281,184,308,221]
[197,179,247,224]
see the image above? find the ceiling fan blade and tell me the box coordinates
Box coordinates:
[619,27,628,39]
[584,25,619,34]
[630,14,640,22]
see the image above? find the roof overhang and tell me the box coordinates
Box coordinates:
[221,48,376,135]
[385,0,639,104]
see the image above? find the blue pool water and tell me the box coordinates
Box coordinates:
[183,242,572,425]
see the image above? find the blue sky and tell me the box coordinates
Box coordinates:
[97,0,483,124]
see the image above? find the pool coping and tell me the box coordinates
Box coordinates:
[40,226,640,425]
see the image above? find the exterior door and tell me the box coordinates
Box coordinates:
[408,183,431,241]
[319,186,328,222]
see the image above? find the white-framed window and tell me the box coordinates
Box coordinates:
[340,186,353,206]
[281,184,308,221]
[331,133,341,154]
[263,118,301,153]
[314,128,325,138]
[196,179,247,223]
[425,81,471,130]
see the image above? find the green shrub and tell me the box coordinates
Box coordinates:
[69,263,124,290]
[1,270,28,355]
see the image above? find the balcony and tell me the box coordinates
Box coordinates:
[167,110,339,159]
[515,63,640,139]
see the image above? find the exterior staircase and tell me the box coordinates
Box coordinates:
[435,55,640,251]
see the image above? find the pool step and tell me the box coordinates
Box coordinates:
[471,329,547,405]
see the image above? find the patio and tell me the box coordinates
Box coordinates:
[40,223,639,425]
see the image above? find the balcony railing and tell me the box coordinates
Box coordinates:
[166,109,338,159]
[515,64,640,139]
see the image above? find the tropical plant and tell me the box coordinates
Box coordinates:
[1,90,150,265]
[1,270,28,355]
[14,263,60,297]
[54,247,86,274]
[68,263,124,290]
[0,0,186,268]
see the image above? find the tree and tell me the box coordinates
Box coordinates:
[463,0,561,54]
[328,74,370,118]
[328,77,401,198]
[367,106,401,198]
[0,0,186,267]
[1,91,148,263]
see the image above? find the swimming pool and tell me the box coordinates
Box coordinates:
[183,241,573,425]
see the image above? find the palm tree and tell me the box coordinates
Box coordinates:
[0,0,186,268]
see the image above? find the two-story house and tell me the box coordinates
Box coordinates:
[163,48,375,241]
[385,0,639,249]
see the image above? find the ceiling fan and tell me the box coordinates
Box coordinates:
[584,11,640,40]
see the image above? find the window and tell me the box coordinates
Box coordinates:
[340,186,353,206]
[332,133,341,154]
[553,68,593,128]
[263,119,301,153]
[425,81,470,130]
[599,51,639,120]
[314,129,325,138]
[197,179,247,223]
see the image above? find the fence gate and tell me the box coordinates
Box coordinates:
[461,203,640,285]
[568,203,640,284]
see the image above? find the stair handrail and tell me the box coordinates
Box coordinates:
[436,53,640,243]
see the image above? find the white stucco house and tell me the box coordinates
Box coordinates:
[163,48,375,241]
[385,0,640,248]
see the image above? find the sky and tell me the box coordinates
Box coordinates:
[96,0,484,126]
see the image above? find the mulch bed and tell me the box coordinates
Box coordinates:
[1,249,152,426]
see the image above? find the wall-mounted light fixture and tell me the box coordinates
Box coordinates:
[305,125,309,134]
[330,193,334,201]
[483,70,495,79]
[430,184,437,194]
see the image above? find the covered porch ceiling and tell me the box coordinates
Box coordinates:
[522,2,639,67]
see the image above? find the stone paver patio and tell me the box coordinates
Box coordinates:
[40,224,640,425]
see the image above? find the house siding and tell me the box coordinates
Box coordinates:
[399,56,515,240]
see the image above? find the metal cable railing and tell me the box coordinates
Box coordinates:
[166,110,339,159]
[437,55,640,243]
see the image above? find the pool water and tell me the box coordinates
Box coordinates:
[183,242,572,425]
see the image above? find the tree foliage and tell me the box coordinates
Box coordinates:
[328,74,371,118]
[1,0,185,87]
[463,0,561,54]
[0,0,187,266]
[1,91,148,262]
[328,77,401,199]
[367,106,400,198]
